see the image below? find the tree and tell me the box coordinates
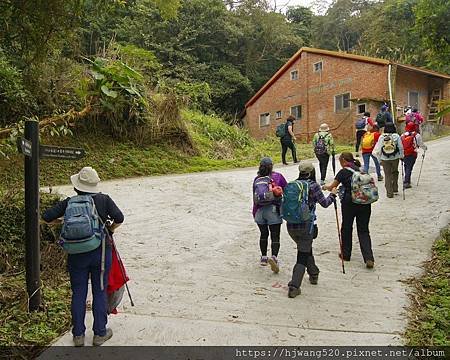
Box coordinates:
[286,6,314,46]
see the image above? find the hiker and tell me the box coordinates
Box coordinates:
[312,123,335,185]
[405,108,424,133]
[355,112,373,155]
[42,167,124,347]
[373,123,404,198]
[401,122,427,188]
[323,153,376,269]
[361,124,383,181]
[253,157,287,273]
[375,104,393,132]
[282,162,337,298]
[279,115,298,165]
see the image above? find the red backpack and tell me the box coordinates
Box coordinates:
[401,132,417,156]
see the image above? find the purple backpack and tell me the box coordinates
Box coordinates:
[253,176,275,206]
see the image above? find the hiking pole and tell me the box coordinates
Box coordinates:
[113,240,135,307]
[333,200,345,274]
[401,160,405,201]
[416,151,426,186]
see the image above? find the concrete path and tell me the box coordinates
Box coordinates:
[49,136,450,346]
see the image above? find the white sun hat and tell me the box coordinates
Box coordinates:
[70,167,101,193]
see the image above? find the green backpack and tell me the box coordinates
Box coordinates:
[275,123,286,138]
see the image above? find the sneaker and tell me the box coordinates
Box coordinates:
[366,260,374,269]
[309,274,319,285]
[387,194,394,198]
[378,175,384,181]
[355,153,360,158]
[288,286,301,298]
[260,256,268,266]
[320,180,325,186]
[73,335,85,347]
[268,256,279,273]
[283,162,289,165]
[294,161,299,164]
[93,328,113,346]
[404,183,412,189]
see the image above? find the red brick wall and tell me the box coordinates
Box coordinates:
[395,67,429,117]
[244,52,389,141]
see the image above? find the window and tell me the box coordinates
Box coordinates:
[408,91,419,110]
[335,92,351,112]
[313,61,323,72]
[290,70,299,80]
[275,110,282,119]
[290,105,302,119]
[259,113,270,127]
[357,103,367,114]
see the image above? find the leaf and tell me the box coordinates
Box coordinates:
[92,71,105,80]
[100,85,118,98]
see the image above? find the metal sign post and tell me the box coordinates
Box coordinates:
[24,120,41,311]
[18,122,86,312]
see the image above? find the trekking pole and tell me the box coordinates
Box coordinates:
[333,200,345,274]
[113,240,135,307]
[416,151,426,186]
[401,160,405,201]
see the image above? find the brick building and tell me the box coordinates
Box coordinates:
[243,47,450,140]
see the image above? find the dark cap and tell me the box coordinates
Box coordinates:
[260,157,273,166]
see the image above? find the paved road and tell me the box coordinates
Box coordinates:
[50,136,450,346]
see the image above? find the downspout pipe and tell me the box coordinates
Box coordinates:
[388,63,395,123]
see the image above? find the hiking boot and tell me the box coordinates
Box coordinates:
[288,286,301,298]
[73,335,85,347]
[260,256,268,266]
[366,260,374,269]
[268,256,279,273]
[387,194,394,198]
[93,328,113,346]
[404,183,412,189]
[309,274,319,285]
[378,175,384,181]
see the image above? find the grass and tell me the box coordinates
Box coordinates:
[0,109,354,191]
[405,227,450,346]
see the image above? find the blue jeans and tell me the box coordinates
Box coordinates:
[68,245,112,336]
[362,153,381,177]
[403,155,416,184]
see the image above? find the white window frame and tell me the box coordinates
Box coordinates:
[259,113,270,127]
[290,70,299,80]
[290,105,302,119]
[408,91,420,110]
[313,61,323,73]
[275,110,282,119]
[334,92,351,112]
[357,103,367,114]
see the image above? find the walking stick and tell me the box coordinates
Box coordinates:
[416,151,426,186]
[334,200,345,274]
[401,160,405,200]
[331,151,345,273]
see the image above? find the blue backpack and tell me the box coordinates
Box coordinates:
[253,176,275,206]
[60,195,105,255]
[281,180,315,225]
[355,117,366,130]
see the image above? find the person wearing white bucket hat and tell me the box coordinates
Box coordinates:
[43,167,124,346]
[312,123,335,185]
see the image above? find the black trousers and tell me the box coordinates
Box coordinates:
[403,155,417,184]
[355,130,366,152]
[316,153,330,181]
[257,224,281,257]
[281,140,297,164]
[340,202,374,262]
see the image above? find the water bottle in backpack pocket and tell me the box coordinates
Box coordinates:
[281,180,315,224]
[60,195,105,254]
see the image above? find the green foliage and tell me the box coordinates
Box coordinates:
[405,229,450,346]
[414,0,450,73]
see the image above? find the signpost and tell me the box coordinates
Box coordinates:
[18,120,85,311]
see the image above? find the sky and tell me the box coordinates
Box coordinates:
[270,0,333,14]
